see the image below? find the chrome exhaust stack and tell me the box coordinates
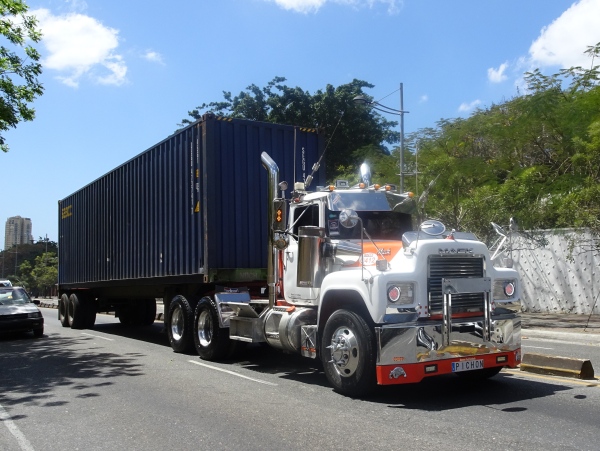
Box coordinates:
[261,152,279,309]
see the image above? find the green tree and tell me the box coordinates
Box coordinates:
[30,252,58,297]
[181,77,397,176]
[1,239,57,283]
[410,41,600,251]
[0,0,43,153]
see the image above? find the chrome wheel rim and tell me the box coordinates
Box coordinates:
[328,326,360,377]
[197,310,212,347]
[170,306,184,341]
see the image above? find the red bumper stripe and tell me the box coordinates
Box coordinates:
[376,349,521,385]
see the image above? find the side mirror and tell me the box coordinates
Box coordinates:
[491,222,506,236]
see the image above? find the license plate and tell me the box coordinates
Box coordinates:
[452,359,484,372]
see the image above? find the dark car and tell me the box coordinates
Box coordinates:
[0,287,44,337]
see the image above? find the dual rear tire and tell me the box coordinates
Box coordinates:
[193,297,234,360]
[59,292,96,329]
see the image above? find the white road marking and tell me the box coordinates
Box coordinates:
[188,360,278,386]
[0,403,35,451]
[525,337,600,347]
[81,332,114,341]
[522,345,554,350]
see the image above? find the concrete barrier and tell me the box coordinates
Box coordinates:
[521,353,595,379]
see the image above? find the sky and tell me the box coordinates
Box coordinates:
[2,0,600,247]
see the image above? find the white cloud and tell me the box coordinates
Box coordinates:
[458,99,481,113]
[268,0,402,14]
[32,8,127,88]
[529,0,600,69]
[419,94,428,103]
[65,0,88,13]
[143,50,165,65]
[488,62,508,83]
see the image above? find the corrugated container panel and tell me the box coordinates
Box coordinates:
[59,116,324,286]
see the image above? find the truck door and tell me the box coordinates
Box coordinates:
[283,202,322,306]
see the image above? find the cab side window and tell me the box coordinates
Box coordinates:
[292,204,320,235]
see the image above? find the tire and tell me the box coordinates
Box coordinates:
[59,294,70,327]
[117,304,137,326]
[321,309,376,397]
[69,293,87,329]
[33,327,44,338]
[455,366,503,381]
[85,298,97,329]
[167,295,195,353]
[140,299,157,326]
[193,297,232,361]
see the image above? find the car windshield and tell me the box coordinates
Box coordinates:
[0,288,32,306]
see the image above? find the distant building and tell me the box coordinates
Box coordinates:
[4,216,34,250]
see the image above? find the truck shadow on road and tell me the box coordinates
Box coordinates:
[222,345,576,411]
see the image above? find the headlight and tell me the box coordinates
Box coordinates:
[387,283,414,305]
[493,279,517,301]
[28,311,42,318]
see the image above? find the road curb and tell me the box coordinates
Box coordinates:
[521,352,595,379]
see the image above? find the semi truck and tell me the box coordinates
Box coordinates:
[58,114,521,396]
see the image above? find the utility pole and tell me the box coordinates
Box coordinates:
[399,82,405,193]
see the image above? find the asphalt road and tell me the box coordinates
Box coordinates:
[1,308,599,451]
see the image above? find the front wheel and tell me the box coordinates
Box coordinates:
[321,309,376,397]
[193,297,233,361]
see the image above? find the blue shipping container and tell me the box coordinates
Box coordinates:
[58,115,324,288]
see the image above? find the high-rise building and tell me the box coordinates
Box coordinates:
[4,216,34,250]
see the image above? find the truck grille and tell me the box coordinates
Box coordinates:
[428,255,485,314]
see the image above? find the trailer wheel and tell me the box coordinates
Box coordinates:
[59,294,70,327]
[85,297,97,329]
[321,309,376,397]
[455,366,503,381]
[193,297,232,361]
[140,299,157,326]
[167,295,195,353]
[69,293,87,329]
[117,305,137,326]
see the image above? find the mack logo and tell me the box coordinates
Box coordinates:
[438,248,474,255]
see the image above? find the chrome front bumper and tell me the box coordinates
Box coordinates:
[375,314,521,366]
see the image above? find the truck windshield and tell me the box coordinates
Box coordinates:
[327,191,416,214]
[326,209,413,241]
